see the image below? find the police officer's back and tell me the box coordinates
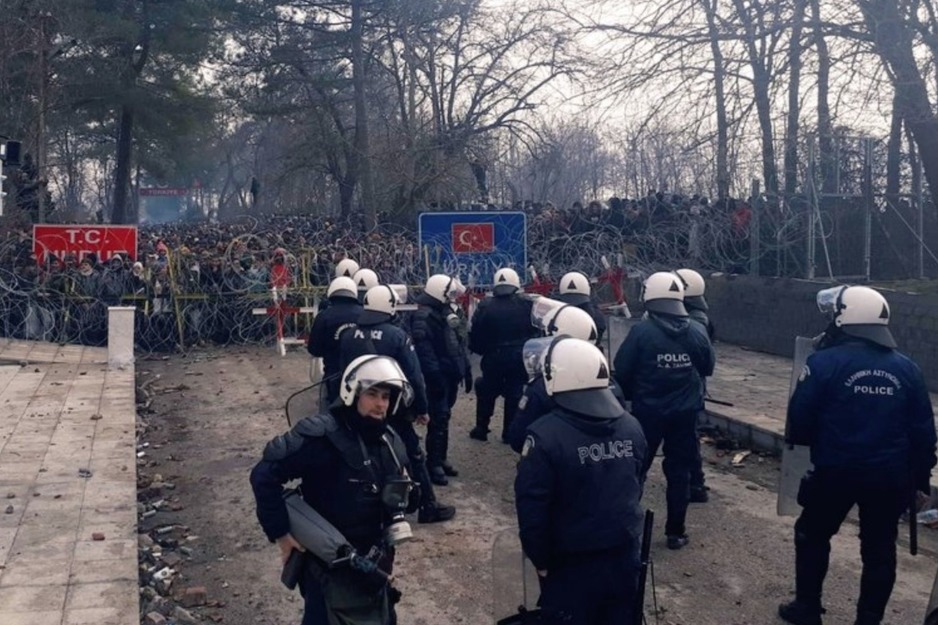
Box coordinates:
[307,277,363,402]
[468,268,537,442]
[779,286,937,625]
[515,338,648,625]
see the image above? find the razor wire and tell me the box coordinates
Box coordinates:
[0,200,835,355]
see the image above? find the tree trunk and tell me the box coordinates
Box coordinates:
[703,0,730,200]
[784,0,806,197]
[859,0,938,205]
[885,89,903,200]
[812,0,835,194]
[111,102,134,224]
[351,0,376,229]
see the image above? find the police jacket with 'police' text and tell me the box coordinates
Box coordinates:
[250,409,411,553]
[613,314,714,418]
[338,317,429,415]
[788,337,937,492]
[514,407,648,571]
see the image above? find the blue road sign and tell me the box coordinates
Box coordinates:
[418,211,527,286]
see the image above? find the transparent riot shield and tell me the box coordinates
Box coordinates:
[285,382,326,427]
[492,529,541,624]
[777,336,816,517]
[925,566,938,625]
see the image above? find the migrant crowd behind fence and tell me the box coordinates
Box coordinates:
[0,194,771,354]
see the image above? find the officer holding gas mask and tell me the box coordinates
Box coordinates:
[778,286,936,625]
[250,355,417,625]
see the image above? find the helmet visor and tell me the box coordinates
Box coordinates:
[522,337,557,379]
[358,377,415,408]
[816,286,847,319]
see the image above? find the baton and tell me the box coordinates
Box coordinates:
[705,397,735,408]
[910,487,919,556]
[633,509,654,625]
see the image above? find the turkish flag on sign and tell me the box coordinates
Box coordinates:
[452,223,495,253]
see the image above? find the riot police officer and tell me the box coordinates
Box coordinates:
[468,268,537,443]
[408,274,468,486]
[334,257,360,279]
[307,276,363,404]
[506,303,599,452]
[778,286,937,625]
[612,272,714,550]
[339,284,456,524]
[676,268,714,504]
[556,271,607,346]
[515,337,648,625]
[250,355,417,625]
[353,268,380,302]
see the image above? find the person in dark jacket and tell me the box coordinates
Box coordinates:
[307,276,363,405]
[468,268,537,443]
[339,284,456,524]
[613,272,714,550]
[676,268,714,503]
[556,271,607,346]
[778,286,937,625]
[407,274,467,486]
[250,355,417,625]
[516,337,648,625]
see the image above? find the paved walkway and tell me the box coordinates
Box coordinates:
[0,339,137,625]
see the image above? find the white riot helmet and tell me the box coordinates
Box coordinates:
[493,267,521,296]
[559,271,591,305]
[339,355,414,414]
[642,271,688,317]
[675,268,708,312]
[353,268,380,293]
[544,305,597,342]
[424,274,458,304]
[542,337,623,418]
[327,276,358,300]
[816,285,896,348]
[360,284,400,324]
[335,258,360,279]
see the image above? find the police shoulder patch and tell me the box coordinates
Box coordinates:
[799,364,810,382]
[521,435,536,458]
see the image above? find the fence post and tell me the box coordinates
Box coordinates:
[749,179,761,276]
[805,142,816,279]
[916,157,925,279]
[107,306,136,369]
[863,138,873,281]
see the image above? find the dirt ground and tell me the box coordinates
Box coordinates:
[136,344,938,625]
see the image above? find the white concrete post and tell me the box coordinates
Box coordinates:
[107,306,136,369]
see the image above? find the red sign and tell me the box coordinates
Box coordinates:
[33,225,138,263]
[452,223,495,253]
[140,187,189,197]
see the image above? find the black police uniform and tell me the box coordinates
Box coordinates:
[684,297,713,499]
[250,407,414,625]
[407,293,467,480]
[783,333,937,625]
[338,310,449,517]
[307,295,363,403]
[515,401,648,625]
[612,313,713,542]
[468,293,537,441]
[557,292,607,346]
[507,376,552,453]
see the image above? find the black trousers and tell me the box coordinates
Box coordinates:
[690,410,706,490]
[635,410,697,536]
[538,547,640,625]
[426,377,459,468]
[389,416,436,508]
[793,466,908,622]
[475,353,527,437]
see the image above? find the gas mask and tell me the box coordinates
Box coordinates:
[381,476,415,545]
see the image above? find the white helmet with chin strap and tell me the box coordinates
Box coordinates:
[642,271,688,317]
[327,276,358,300]
[493,268,521,296]
[544,305,598,342]
[353,268,380,293]
[542,337,623,418]
[335,258,360,279]
[559,271,591,305]
[675,268,708,312]
[424,274,458,303]
[360,284,401,324]
[339,355,414,414]
[816,285,896,348]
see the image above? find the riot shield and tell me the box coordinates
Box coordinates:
[285,382,327,427]
[925,566,938,625]
[777,336,816,517]
[492,529,541,624]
